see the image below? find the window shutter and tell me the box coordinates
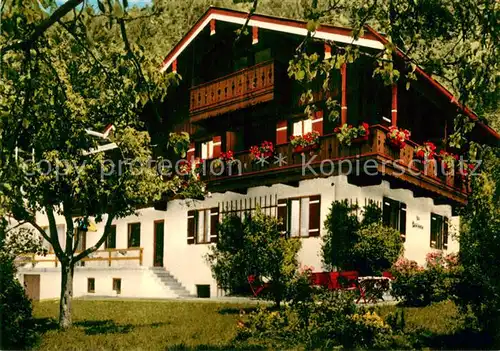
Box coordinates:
[308,195,321,237]
[312,110,324,135]
[382,199,391,227]
[187,142,195,161]
[443,217,449,250]
[276,121,288,145]
[399,203,407,242]
[430,213,438,248]
[277,199,288,235]
[210,207,219,243]
[187,210,196,245]
[212,136,221,158]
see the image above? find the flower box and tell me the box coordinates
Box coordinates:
[293,143,320,154]
[334,122,370,146]
[250,141,274,161]
[386,126,411,150]
[290,131,321,155]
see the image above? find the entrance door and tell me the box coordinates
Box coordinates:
[24,274,40,301]
[153,220,165,267]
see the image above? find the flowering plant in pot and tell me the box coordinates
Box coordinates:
[386,126,411,149]
[334,122,370,146]
[455,160,476,180]
[179,157,203,180]
[290,131,320,154]
[213,150,235,168]
[438,150,458,173]
[414,142,437,162]
[249,141,274,160]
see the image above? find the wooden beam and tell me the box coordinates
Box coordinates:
[210,19,216,35]
[341,63,347,125]
[391,83,398,126]
[252,26,259,45]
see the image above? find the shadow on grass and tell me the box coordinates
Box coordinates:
[34,317,59,333]
[167,343,266,350]
[34,317,170,336]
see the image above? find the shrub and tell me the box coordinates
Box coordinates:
[206,208,301,307]
[391,252,460,306]
[353,223,403,275]
[322,200,402,274]
[237,290,400,349]
[0,253,38,349]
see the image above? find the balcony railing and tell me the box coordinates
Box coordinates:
[15,247,144,268]
[189,60,276,121]
[203,125,469,204]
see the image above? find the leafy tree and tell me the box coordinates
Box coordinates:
[0,1,204,329]
[322,201,401,274]
[456,146,500,346]
[206,208,301,307]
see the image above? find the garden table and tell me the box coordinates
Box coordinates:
[356,276,391,304]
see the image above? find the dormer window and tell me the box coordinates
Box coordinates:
[293,119,313,136]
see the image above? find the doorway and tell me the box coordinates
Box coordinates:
[153,220,165,267]
[24,274,40,301]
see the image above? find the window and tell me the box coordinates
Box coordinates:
[112,278,121,294]
[382,197,407,241]
[128,223,141,248]
[254,48,271,64]
[40,224,66,252]
[201,140,214,160]
[105,225,116,249]
[430,213,449,250]
[277,195,321,238]
[293,119,313,136]
[87,278,95,293]
[187,208,219,244]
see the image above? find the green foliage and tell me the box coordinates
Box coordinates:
[353,223,403,275]
[168,132,190,158]
[390,252,460,307]
[322,200,360,271]
[237,290,400,349]
[457,146,500,345]
[206,208,301,306]
[322,200,401,274]
[0,254,38,349]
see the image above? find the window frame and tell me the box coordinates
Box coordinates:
[87,278,95,293]
[112,278,121,294]
[382,197,407,241]
[292,118,313,137]
[430,213,448,250]
[127,222,141,248]
[279,195,321,239]
[187,207,219,245]
[104,224,117,249]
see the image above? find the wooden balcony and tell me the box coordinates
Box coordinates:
[204,125,469,205]
[189,60,276,122]
[15,247,144,268]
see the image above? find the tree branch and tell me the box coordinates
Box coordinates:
[74,213,114,262]
[1,0,84,54]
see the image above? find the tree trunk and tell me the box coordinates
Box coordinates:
[59,261,74,329]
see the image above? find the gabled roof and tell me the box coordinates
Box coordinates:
[160,7,499,141]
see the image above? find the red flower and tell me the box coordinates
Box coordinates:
[362,122,369,130]
[334,127,340,133]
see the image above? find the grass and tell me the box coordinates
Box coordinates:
[33,299,486,350]
[33,299,263,350]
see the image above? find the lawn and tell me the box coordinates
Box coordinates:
[33,299,479,350]
[33,299,261,350]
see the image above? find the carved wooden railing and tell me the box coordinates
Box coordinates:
[189,60,276,121]
[15,247,144,268]
[203,125,469,202]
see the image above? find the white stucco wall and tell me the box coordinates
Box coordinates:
[17,267,180,300]
[19,174,460,299]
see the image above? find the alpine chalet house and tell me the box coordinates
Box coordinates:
[17,8,499,300]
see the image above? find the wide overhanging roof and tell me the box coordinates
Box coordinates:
[160,7,499,142]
